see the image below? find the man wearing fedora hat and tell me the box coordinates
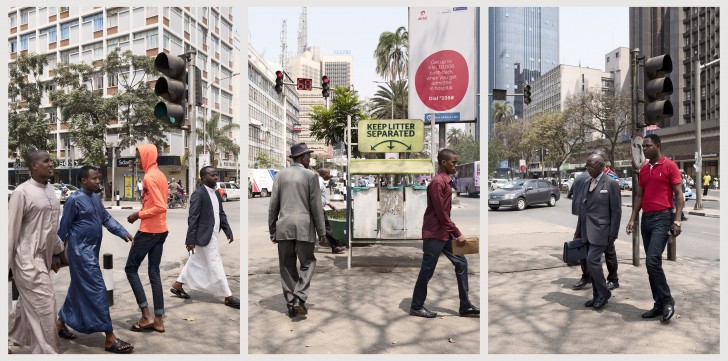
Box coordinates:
[268,142,327,318]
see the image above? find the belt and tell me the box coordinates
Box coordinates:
[643,209,671,217]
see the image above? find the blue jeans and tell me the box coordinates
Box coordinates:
[641,212,674,308]
[411,238,471,311]
[125,231,167,315]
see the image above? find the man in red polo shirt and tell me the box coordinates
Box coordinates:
[409,149,479,318]
[626,134,684,323]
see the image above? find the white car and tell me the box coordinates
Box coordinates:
[216,182,241,202]
[52,184,78,203]
[489,179,509,191]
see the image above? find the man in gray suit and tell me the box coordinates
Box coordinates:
[574,154,622,310]
[268,143,326,318]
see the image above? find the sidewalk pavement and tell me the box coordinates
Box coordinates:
[619,190,720,218]
[488,221,719,354]
[9,237,241,354]
[247,204,481,354]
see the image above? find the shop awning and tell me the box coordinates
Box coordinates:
[349,159,434,175]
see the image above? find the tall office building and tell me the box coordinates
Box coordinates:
[488,7,559,135]
[321,52,353,89]
[8,6,239,195]
[630,7,720,178]
[287,47,329,158]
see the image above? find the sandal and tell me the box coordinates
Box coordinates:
[130,321,165,333]
[105,338,134,353]
[57,325,76,339]
[170,287,190,299]
[225,296,240,309]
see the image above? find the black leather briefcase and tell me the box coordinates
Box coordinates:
[563,238,587,264]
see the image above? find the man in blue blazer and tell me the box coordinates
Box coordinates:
[574,154,622,310]
[170,166,239,309]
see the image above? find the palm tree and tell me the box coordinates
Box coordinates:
[492,101,515,125]
[196,113,240,168]
[370,80,408,119]
[447,127,465,148]
[374,26,409,82]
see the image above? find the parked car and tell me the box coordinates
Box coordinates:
[8,185,15,200]
[622,178,633,191]
[489,178,509,191]
[566,172,586,198]
[216,182,241,202]
[488,179,560,211]
[683,183,693,201]
[52,184,78,203]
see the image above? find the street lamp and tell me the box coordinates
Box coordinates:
[373,80,394,119]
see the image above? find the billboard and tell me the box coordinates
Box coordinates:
[408,7,477,124]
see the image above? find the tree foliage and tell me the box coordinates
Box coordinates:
[451,135,479,164]
[309,86,366,157]
[8,53,55,157]
[370,80,408,119]
[195,113,240,167]
[524,110,585,181]
[374,26,409,82]
[254,151,277,169]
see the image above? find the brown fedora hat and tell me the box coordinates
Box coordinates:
[289,142,314,158]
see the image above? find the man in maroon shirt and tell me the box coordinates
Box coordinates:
[410,149,479,318]
[626,134,684,322]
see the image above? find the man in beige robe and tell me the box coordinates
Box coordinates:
[8,150,65,354]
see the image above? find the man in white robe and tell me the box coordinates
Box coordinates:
[8,150,65,353]
[169,166,239,308]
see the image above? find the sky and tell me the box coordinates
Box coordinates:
[559,7,630,70]
[248,7,409,100]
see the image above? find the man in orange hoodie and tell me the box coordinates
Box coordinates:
[125,144,168,333]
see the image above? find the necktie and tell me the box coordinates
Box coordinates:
[589,177,598,192]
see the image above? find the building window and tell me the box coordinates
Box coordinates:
[60,49,75,64]
[134,30,158,50]
[9,13,17,28]
[61,20,79,40]
[107,35,129,52]
[83,42,104,60]
[40,26,57,43]
[108,73,118,87]
[184,15,191,33]
[9,39,17,53]
[20,9,30,25]
[60,7,69,13]
[147,7,159,17]
[83,13,104,32]
[20,33,35,51]
[92,72,103,90]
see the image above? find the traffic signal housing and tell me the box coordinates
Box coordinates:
[153,53,187,128]
[321,75,330,98]
[275,71,284,94]
[523,84,532,105]
[643,54,673,126]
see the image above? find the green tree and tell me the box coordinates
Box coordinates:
[487,137,509,177]
[370,80,408,119]
[195,113,240,167]
[491,101,514,136]
[374,26,409,82]
[451,135,479,164]
[446,127,465,148]
[8,53,55,157]
[524,110,585,183]
[309,86,366,157]
[254,151,277,169]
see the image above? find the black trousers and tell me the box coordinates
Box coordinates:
[579,242,618,282]
[324,213,343,249]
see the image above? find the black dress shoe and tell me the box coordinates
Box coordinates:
[584,298,596,307]
[286,304,297,318]
[641,306,663,318]
[607,281,619,290]
[409,307,437,318]
[592,297,609,310]
[572,278,591,290]
[292,298,308,315]
[662,303,675,322]
[459,306,480,317]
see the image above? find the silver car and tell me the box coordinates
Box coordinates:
[488,179,560,211]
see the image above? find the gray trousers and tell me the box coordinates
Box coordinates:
[277,240,316,305]
[586,242,610,300]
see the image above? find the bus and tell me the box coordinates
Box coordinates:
[455,161,480,197]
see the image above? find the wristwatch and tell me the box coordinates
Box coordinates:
[673,221,682,227]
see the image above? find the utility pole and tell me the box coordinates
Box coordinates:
[630,48,642,267]
[187,50,197,192]
[693,57,720,210]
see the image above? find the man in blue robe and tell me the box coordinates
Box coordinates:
[56,165,135,353]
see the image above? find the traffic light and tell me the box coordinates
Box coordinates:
[321,75,330,98]
[523,84,531,105]
[643,54,673,126]
[275,71,284,94]
[153,52,187,128]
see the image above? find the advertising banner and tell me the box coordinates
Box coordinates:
[408,7,477,124]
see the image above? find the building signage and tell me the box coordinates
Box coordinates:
[358,119,425,153]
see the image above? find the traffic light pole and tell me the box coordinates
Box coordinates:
[630,48,642,267]
[187,50,197,193]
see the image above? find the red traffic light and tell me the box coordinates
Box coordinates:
[276,71,283,79]
[322,75,329,84]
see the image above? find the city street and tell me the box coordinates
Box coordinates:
[247,194,481,354]
[9,201,242,354]
[487,192,720,354]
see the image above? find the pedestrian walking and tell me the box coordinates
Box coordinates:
[409,149,479,318]
[317,167,346,254]
[170,166,240,309]
[626,134,684,322]
[125,144,168,333]
[8,150,66,353]
[56,165,135,353]
[571,150,620,291]
[574,154,622,310]
[703,173,711,196]
[268,143,326,318]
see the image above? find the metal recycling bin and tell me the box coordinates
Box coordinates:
[352,186,378,239]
